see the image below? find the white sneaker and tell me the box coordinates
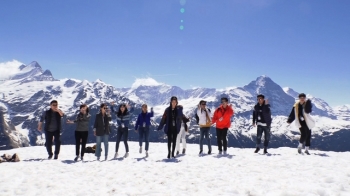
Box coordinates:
[105,156,108,161]
[219,151,223,155]
[223,151,227,155]
[124,152,129,158]
[145,151,149,158]
[139,147,142,154]
[114,152,118,159]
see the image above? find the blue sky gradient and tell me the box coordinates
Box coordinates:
[0,0,349,106]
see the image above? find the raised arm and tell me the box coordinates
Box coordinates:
[304,100,312,114]
[135,114,140,131]
[148,108,154,118]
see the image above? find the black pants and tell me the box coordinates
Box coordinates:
[299,125,311,146]
[75,131,88,157]
[167,127,178,156]
[115,127,129,153]
[45,130,61,156]
[216,128,228,151]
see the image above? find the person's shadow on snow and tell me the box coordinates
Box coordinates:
[313,153,330,157]
[265,153,281,156]
[156,158,182,163]
[23,158,45,162]
[61,160,76,164]
[214,154,234,159]
[135,157,148,162]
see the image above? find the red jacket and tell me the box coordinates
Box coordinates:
[212,105,234,129]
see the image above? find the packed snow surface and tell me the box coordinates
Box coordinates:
[0,142,349,196]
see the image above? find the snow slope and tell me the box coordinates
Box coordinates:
[0,142,349,196]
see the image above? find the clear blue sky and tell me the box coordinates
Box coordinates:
[0,0,349,106]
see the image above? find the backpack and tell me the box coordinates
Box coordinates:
[195,108,211,124]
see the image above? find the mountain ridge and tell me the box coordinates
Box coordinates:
[0,61,349,151]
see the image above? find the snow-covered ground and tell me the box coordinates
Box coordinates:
[0,142,349,196]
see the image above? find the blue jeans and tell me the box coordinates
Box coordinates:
[95,134,109,158]
[256,126,271,147]
[200,127,212,151]
[138,126,150,151]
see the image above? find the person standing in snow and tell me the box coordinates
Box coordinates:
[252,94,272,154]
[111,102,133,159]
[157,96,184,159]
[67,104,91,161]
[38,100,65,160]
[135,104,154,158]
[93,103,111,161]
[287,93,315,155]
[212,97,234,155]
[197,100,212,155]
[175,115,190,155]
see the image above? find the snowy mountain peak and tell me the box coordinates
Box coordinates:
[42,70,53,77]
[19,64,26,70]
[131,77,165,89]
[255,75,272,84]
[27,61,41,69]
[283,87,299,98]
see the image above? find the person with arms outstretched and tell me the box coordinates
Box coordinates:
[67,104,91,161]
[212,97,234,155]
[287,93,315,155]
[38,100,65,160]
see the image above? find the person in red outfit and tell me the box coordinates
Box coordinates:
[212,97,234,155]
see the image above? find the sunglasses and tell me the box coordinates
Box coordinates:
[221,101,227,103]
[52,104,58,106]
[201,104,206,106]
[103,107,107,110]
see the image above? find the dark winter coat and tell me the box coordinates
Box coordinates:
[157,105,184,134]
[93,113,112,136]
[252,102,272,127]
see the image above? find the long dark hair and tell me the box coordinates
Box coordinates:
[117,104,128,117]
[80,104,89,114]
[100,103,106,113]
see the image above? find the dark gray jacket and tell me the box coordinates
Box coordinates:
[93,113,112,136]
[74,113,91,132]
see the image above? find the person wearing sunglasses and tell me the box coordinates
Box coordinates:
[287,93,315,155]
[111,102,134,159]
[252,94,272,154]
[157,96,184,159]
[93,103,112,161]
[197,100,212,155]
[212,97,234,155]
[38,100,65,160]
[135,104,154,158]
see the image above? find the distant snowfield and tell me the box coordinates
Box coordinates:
[0,142,349,196]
